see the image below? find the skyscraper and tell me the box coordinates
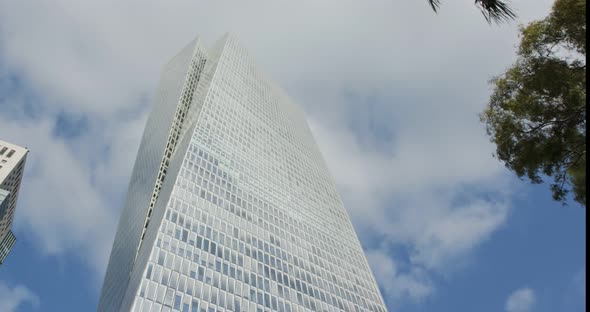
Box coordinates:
[99,34,387,312]
[0,140,28,265]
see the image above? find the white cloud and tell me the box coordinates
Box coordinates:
[410,199,509,270]
[311,114,511,306]
[367,248,433,304]
[0,0,556,307]
[0,118,119,279]
[0,281,39,312]
[506,287,536,312]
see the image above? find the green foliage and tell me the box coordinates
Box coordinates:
[481,0,586,206]
[428,0,517,23]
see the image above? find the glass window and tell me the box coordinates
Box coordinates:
[191,300,199,312]
[174,294,182,310]
[164,289,174,306]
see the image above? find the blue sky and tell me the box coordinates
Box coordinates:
[0,1,585,311]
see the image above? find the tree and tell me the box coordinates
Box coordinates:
[428,0,517,23]
[481,0,586,206]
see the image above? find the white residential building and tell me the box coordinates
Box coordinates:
[0,140,28,265]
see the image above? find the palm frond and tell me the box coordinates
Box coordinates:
[428,0,442,12]
[427,0,516,23]
[476,0,517,23]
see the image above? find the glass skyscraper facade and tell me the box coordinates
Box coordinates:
[99,34,387,312]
